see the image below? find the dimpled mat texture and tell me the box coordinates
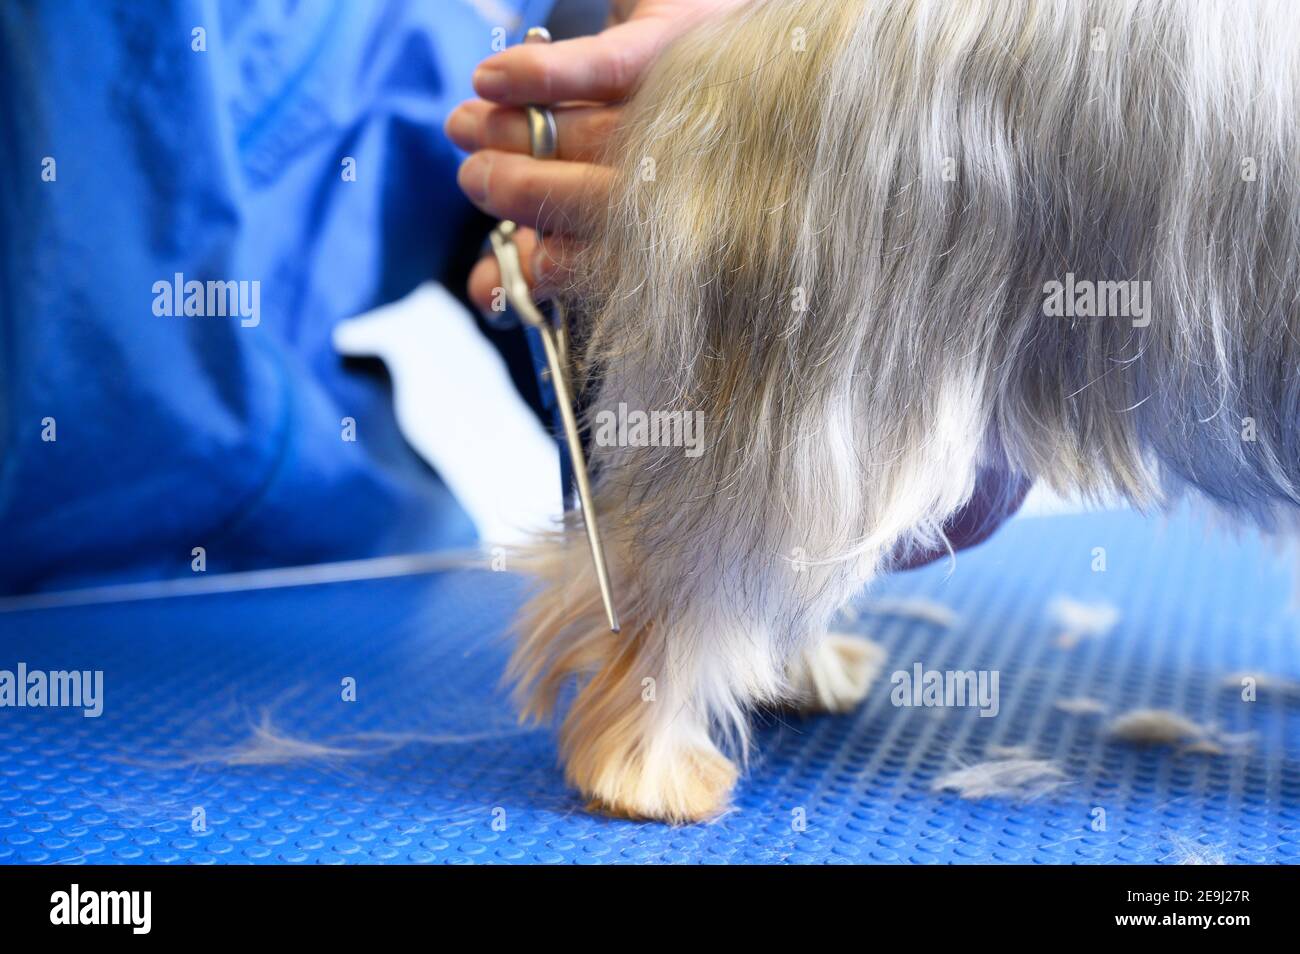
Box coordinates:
[1,505,1297,865]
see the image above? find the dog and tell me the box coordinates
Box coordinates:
[508,0,1300,822]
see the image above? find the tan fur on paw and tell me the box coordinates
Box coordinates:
[558,628,738,824]
[786,632,886,713]
[578,742,738,824]
[508,544,740,824]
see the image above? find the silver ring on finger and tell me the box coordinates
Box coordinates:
[523,27,558,160]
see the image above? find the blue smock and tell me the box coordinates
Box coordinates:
[0,0,555,593]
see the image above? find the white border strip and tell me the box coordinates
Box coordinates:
[0,550,486,614]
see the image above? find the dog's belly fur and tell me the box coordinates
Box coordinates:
[509,0,1300,822]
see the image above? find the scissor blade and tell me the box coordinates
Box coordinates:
[535,324,620,633]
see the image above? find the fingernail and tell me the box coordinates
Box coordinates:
[458,154,489,205]
[445,106,480,149]
[473,67,508,100]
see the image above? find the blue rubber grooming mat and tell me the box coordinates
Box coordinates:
[1,505,1297,865]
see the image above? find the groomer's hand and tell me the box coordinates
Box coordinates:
[447,0,750,312]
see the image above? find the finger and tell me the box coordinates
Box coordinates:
[468,228,582,313]
[471,20,675,105]
[469,254,507,317]
[457,149,613,235]
[446,100,621,163]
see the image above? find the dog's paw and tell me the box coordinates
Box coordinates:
[569,730,738,824]
[786,632,886,713]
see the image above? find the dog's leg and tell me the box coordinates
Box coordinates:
[509,499,926,820]
[509,541,749,823]
[509,370,994,823]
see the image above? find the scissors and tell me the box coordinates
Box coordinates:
[487,26,620,634]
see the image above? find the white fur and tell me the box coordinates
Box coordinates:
[932,759,1068,801]
[857,597,959,629]
[1107,708,1249,754]
[786,633,887,713]
[1054,697,1109,716]
[1049,598,1121,649]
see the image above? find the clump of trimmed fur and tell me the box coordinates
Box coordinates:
[932,759,1068,801]
[1049,598,1120,649]
[1108,709,1209,745]
[1055,697,1108,716]
[1106,708,1250,755]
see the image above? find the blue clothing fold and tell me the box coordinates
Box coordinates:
[0,0,555,593]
